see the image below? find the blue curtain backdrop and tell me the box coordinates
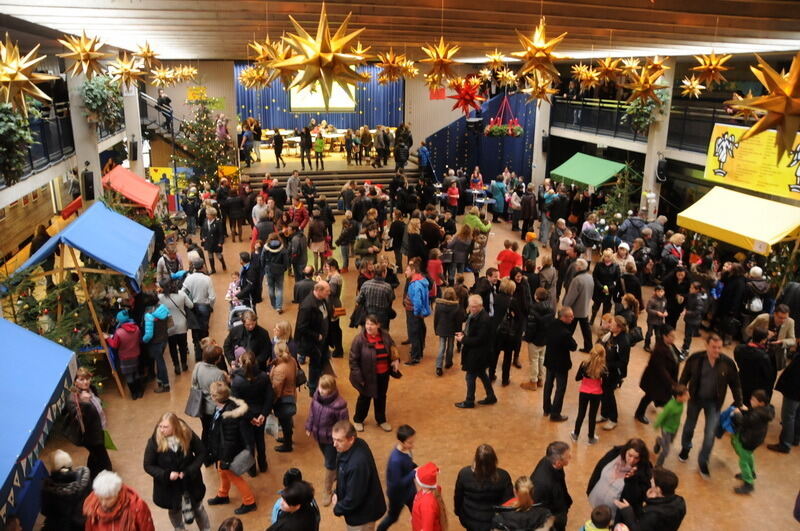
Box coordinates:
[426,92,536,183]
[234,62,404,130]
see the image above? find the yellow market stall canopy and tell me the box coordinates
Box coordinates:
[704,123,800,201]
[677,186,800,255]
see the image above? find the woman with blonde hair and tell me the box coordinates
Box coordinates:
[406,218,428,269]
[411,462,448,531]
[143,413,211,530]
[571,344,607,444]
[270,342,298,452]
[661,232,686,273]
[491,476,553,530]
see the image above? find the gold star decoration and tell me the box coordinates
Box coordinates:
[401,59,419,79]
[376,48,407,83]
[621,57,640,77]
[58,31,110,79]
[496,67,517,88]
[106,52,145,88]
[150,66,176,88]
[447,76,465,89]
[420,36,461,88]
[596,57,622,83]
[511,17,567,82]
[266,39,298,88]
[624,65,668,104]
[691,50,732,87]
[350,41,372,65]
[579,66,601,92]
[724,52,800,161]
[0,33,57,116]
[249,39,274,65]
[728,90,762,123]
[238,64,271,89]
[478,67,493,82]
[173,65,198,83]
[133,42,159,70]
[521,71,558,105]
[645,55,670,78]
[680,75,705,99]
[570,62,589,83]
[485,49,506,71]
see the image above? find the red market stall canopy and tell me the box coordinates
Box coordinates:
[102,166,160,216]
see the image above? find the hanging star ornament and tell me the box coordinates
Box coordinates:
[133,42,159,70]
[645,55,670,78]
[272,3,369,108]
[350,41,372,65]
[729,90,762,123]
[621,57,640,77]
[376,48,407,83]
[680,75,705,99]
[150,66,176,88]
[478,67,493,82]
[579,66,601,92]
[420,36,461,88]
[691,50,732,87]
[624,65,668,104]
[106,52,145,88]
[485,49,506,71]
[0,34,57,116]
[448,79,485,115]
[596,57,622,83]
[512,17,567,82]
[173,65,198,83]
[249,39,274,65]
[401,59,419,79]
[724,52,800,161]
[570,62,589,82]
[522,71,558,105]
[57,31,110,79]
[266,39,297,88]
[496,67,517,88]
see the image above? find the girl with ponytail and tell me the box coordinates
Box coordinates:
[491,476,554,530]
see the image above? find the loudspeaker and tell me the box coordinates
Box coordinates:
[541,134,550,154]
[81,169,95,200]
[466,117,483,132]
[656,159,668,183]
[129,140,138,161]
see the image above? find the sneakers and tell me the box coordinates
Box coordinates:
[207,496,230,506]
[378,422,393,432]
[678,448,690,462]
[603,421,617,430]
[698,463,710,479]
[570,432,578,442]
[234,503,257,515]
[734,483,754,495]
[455,401,475,409]
[353,422,365,432]
[520,381,537,391]
[767,443,791,454]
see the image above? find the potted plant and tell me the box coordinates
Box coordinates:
[0,103,37,186]
[620,89,670,136]
[80,75,124,132]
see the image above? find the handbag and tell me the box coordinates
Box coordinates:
[275,395,298,417]
[295,364,308,388]
[629,325,644,345]
[185,387,204,418]
[229,449,256,477]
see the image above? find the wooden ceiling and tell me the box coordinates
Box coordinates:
[3,0,800,61]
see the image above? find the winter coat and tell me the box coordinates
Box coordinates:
[521,192,539,221]
[191,362,226,415]
[744,278,770,312]
[267,503,320,531]
[454,466,514,531]
[538,265,558,304]
[619,272,643,309]
[224,323,272,370]
[679,351,743,409]
[353,234,383,264]
[349,329,397,398]
[208,397,254,465]
[407,275,432,317]
[333,437,387,526]
[618,494,686,531]
[606,331,631,380]
[683,292,707,326]
[158,292,194,336]
[83,485,154,531]
[200,218,225,253]
[142,304,170,344]
[143,425,207,509]
[41,466,90,531]
[544,319,577,373]
[734,343,776,401]
[733,404,775,451]
[305,389,349,444]
[271,357,298,401]
[463,213,492,234]
[592,261,621,302]
[491,505,553,531]
[490,181,508,213]
[618,216,646,245]
[262,243,290,275]
[663,273,690,317]
[646,296,667,326]
[448,236,473,265]
[296,294,331,354]
[225,195,247,220]
[776,353,800,401]
[717,274,746,317]
[525,300,555,346]
[106,322,141,361]
[639,342,679,404]
[587,447,653,518]
[231,369,273,419]
[434,298,466,337]
[563,270,594,318]
[460,310,495,372]
[744,313,796,348]
[308,218,327,244]
[530,456,572,517]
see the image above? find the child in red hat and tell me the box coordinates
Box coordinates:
[411,462,448,531]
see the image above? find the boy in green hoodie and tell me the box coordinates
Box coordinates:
[653,384,689,466]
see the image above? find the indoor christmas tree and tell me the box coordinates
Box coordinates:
[175,97,234,184]
[601,163,642,220]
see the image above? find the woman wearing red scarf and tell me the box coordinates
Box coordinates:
[83,471,154,531]
[349,314,401,433]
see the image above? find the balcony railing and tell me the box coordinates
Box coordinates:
[7,102,76,187]
[665,103,742,153]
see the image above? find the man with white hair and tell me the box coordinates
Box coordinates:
[562,258,594,353]
[182,258,217,362]
[296,280,332,395]
[454,294,497,408]
[83,470,154,530]
[646,215,667,248]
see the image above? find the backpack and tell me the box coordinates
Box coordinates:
[497,306,515,338]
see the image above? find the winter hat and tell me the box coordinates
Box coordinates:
[267,238,283,250]
[415,462,439,489]
[525,232,537,242]
[618,242,630,251]
[749,266,763,278]
[115,309,132,325]
[52,449,72,471]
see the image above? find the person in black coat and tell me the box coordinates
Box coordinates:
[143,413,211,528]
[489,280,521,385]
[767,349,800,453]
[223,310,272,371]
[237,252,262,309]
[471,268,500,317]
[543,307,578,421]
[225,192,247,242]
[587,439,653,522]
[663,267,690,330]
[734,327,776,404]
[454,444,514,531]
[455,295,497,408]
[273,129,286,168]
[296,281,333,396]
[231,352,274,475]
[530,441,572,531]
[522,289,555,390]
[267,480,320,531]
[714,263,747,344]
[331,421,386,528]
[600,317,631,428]
[591,251,621,324]
[634,326,680,423]
[615,467,686,531]
[200,207,226,274]
[511,267,533,369]
[40,450,90,531]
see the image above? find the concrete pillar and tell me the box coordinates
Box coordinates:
[640,58,676,220]
[66,73,103,201]
[122,84,144,177]
[532,100,552,186]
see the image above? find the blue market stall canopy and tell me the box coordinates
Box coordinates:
[17,202,155,291]
[0,319,76,525]
[550,153,626,187]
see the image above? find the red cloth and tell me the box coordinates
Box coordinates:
[83,485,155,531]
[427,259,444,286]
[106,323,141,361]
[447,187,459,206]
[496,249,522,278]
[291,205,309,229]
[101,166,160,217]
[412,488,443,531]
[367,332,390,375]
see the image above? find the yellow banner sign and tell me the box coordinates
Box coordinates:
[704,123,800,200]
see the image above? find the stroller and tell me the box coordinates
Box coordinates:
[228,305,252,330]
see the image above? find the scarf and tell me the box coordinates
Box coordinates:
[84,485,137,530]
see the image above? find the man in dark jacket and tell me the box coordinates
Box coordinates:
[543,307,577,421]
[454,295,497,408]
[531,441,572,531]
[616,467,686,531]
[296,281,332,395]
[293,265,316,304]
[268,480,320,531]
[331,421,386,528]
[223,310,272,371]
[200,207,226,274]
[472,268,500,317]
[520,183,539,240]
[734,327,776,404]
[678,334,743,477]
[767,350,800,454]
[356,264,395,329]
[522,288,555,390]
[237,252,261,309]
[618,209,647,246]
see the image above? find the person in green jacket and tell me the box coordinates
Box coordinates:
[653,385,689,466]
[522,231,539,265]
[463,206,492,234]
[314,133,325,170]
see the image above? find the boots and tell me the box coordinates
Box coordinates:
[321,469,336,507]
[209,256,217,274]
[219,256,227,271]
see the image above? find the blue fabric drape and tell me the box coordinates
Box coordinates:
[426,92,536,183]
[234,62,404,130]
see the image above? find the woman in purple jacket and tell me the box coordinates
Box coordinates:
[305,374,349,507]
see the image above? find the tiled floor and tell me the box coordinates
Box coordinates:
[41,216,800,530]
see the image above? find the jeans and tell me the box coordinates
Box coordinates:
[319,442,337,470]
[543,369,568,417]
[436,336,454,369]
[354,372,390,424]
[167,333,189,370]
[656,429,675,467]
[186,215,197,235]
[308,346,329,396]
[292,262,305,281]
[168,501,211,531]
[680,399,720,468]
[600,373,621,422]
[148,342,169,387]
[265,272,284,310]
[574,392,601,438]
[526,343,546,383]
[276,408,294,448]
[191,327,209,362]
[315,151,324,169]
[490,334,515,383]
[300,147,312,169]
[779,397,800,447]
[569,317,593,351]
[408,315,426,361]
[340,244,351,270]
[465,369,494,403]
[393,249,403,270]
[376,492,414,531]
[732,433,755,484]
[447,262,465,284]
[275,150,285,167]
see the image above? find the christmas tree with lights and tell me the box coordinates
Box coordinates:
[175,97,234,184]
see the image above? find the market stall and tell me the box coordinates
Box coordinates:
[550,152,626,187]
[102,165,161,217]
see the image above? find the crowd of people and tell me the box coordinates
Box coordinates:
[33,165,800,531]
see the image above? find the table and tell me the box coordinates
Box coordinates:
[475,197,496,217]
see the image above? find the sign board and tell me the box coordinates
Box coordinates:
[703,123,800,201]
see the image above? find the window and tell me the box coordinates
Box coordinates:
[31,189,39,201]
[22,194,30,207]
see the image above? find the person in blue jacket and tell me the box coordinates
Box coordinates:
[142,291,172,393]
[377,425,417,531]
[405,259,431,365]
[490,175,508,223]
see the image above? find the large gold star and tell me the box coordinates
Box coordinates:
[728,90,762,123]
[0,34,57,117]
[624,65,668,104]
[596,57,622,83]
[725,52,800,161]
[272,3,368,108]
[106,52,145,88]
[691,50,732,87]
[173,65,198,83]
[239,64,272,89]
[680,75,705,99]
[485,49,506,71]
[645,55,670,78]
[376,48,407,83]
[57,31,110,79]
[496,67,517,88]
[420,36,461,88]
[571,62,589,83]
[266,39,298,89]
[522,71,558,105]
[579,66,601,92]
[133,42,159,70]
[511,17,567,82]
[150,66,176,88]
[249,39,274,65]
[621,57,640,77]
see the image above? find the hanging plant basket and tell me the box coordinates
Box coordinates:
[484,94,524,137]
